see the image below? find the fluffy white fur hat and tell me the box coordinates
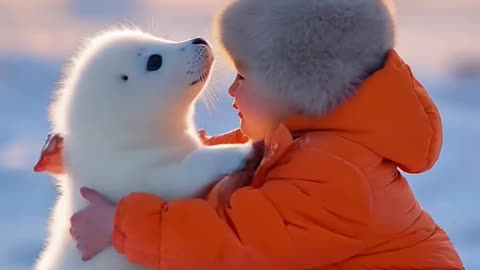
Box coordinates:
[215,0,396,116]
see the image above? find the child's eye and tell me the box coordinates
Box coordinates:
[236,74,245,80]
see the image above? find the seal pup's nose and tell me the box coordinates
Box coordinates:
[191,38,209,46]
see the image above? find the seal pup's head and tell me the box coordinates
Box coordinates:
[51,29,214,142]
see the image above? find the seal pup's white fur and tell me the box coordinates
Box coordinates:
[34,29,252,270]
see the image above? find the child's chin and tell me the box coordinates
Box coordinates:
[240,122,266,142]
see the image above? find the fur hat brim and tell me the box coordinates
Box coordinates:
[215,0,396,116]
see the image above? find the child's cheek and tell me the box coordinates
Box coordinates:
[233,85,248,112]
[238,94,259,119]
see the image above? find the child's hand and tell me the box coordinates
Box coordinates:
[70,187,116,261]
[217,140,264,207]
[217,171,254,208]
[198,129,211,142]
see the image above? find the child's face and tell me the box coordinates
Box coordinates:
[228,65,288,141]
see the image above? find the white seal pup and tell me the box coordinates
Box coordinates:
[34,29,252,270]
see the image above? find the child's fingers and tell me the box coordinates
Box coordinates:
[76,236,92,261]
[80,187,107,205]
[198,129,207,138]
[80,244,92,261]
[69,227,78,239]
[218,172,252,208]
[70,211,84,235]
[82,252,92,261]
[81,244,100,261]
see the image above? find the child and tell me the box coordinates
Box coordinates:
[47,0,465,269]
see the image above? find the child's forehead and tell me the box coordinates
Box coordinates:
[233,59,247,73]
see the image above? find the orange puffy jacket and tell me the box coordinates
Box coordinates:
[112,50,464,270]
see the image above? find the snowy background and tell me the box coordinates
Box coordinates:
[0,0,479,269]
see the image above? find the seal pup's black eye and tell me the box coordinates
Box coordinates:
[146,54,163,72]
[121,74,129,81]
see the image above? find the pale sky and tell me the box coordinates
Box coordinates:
[0,0,478,76]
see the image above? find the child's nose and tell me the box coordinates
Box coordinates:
[228,82,237,97]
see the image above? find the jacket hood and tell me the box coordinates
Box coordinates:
[284,50,442,174]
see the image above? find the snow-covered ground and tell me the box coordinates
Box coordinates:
[1,1,479,269]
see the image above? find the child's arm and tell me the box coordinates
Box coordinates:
[199,129,250,145]
[112,147,373,269]
[33,129,248,175]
